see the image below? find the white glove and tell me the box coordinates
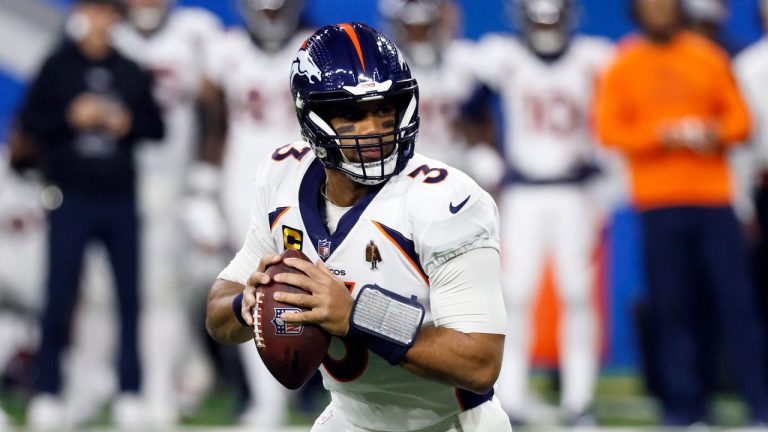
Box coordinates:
[465,143,505,192]
[181,163,228,250]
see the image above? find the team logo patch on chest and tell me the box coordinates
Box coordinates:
[318,239,332,259]
[271,308,304,335]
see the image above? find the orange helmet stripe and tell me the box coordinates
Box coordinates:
[339,23,366,72]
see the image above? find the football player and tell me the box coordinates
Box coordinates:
[378,0,479,171]
[200,0,312,425]
[470,0,618,425]
[734,0,768,382]
[63,0,225,426]
[0,145,47,429]
[205,23,511,432]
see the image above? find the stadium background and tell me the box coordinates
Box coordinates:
[0,0,765,428]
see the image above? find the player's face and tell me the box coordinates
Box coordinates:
[403,22,432,42]
[635,0,681,36]
[328,101,397,163]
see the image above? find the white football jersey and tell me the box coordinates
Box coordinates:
[473,34,614,181]
[114,7,223,179]
[206,29,311,243]
[0,152,46,311]
[236,142,500,430]
[734,37,768,170]
[408,40,477,169]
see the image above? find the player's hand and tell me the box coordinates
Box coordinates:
[67,93,105,130]
[660,117,719,153]
[274,258,353,337]
[103,100,132,138]
[242,255,281,326]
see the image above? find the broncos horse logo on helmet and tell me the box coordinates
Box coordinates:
[290,23,420,185]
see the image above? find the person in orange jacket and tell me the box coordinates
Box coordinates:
[595,0,768,426]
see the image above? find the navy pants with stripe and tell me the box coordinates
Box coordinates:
[641,206,768,424]
[36,193,141,395]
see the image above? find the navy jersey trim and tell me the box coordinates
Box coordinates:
[455,388,494,412]
[298,159,382,261]
[371,220,428,285]
[269,206,291,230]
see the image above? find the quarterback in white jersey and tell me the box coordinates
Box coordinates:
[108,0,224,425]
[206,23,511,432]
[471,0,616,425]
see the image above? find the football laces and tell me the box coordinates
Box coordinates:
[254,291,266,348]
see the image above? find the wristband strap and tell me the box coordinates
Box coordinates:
[348,284,425,365]
[232,293,249,327]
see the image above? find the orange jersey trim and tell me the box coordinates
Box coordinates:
[270,207,292,230]
[371,221,429,286]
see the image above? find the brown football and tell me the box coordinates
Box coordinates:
[254,248,331,389]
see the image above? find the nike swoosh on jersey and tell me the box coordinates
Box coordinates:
[449,195,471,214]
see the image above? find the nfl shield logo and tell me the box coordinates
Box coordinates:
[272,308,303,335]
[318,239,331,258]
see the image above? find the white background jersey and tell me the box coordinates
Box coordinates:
[408,40,477,169]
[473,35,614,181]
[206,29,310,244]
[733,36,768,222]
[227,142,501,430]
[735,35,768,170]
[0,152,45,312]
[114,8,223,183]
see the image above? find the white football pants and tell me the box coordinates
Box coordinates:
[497,184,599,417]
[311,397,512,432]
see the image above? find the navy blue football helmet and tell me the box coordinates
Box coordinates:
[290,23,419,185]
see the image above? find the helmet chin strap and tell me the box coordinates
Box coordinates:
[340,145,400,186]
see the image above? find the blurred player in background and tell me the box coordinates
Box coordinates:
[201,0,312,426]
[469,0,616,425]
[596,0,768,425]
[205,22,511,432]
[733,0,768,388]
[378,0,477,171]
[0,138,47,429]
[113,0,224,425]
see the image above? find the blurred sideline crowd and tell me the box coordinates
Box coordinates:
[0,0,768,429]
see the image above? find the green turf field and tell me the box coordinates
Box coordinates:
[1,372,761,430]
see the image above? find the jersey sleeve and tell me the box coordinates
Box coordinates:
[217,154,279,284]
[409,168,501,278]
[428,247,507,334]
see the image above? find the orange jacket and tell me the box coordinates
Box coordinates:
[595,31,750,210]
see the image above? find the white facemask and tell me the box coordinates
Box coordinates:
[339,144,400,186]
